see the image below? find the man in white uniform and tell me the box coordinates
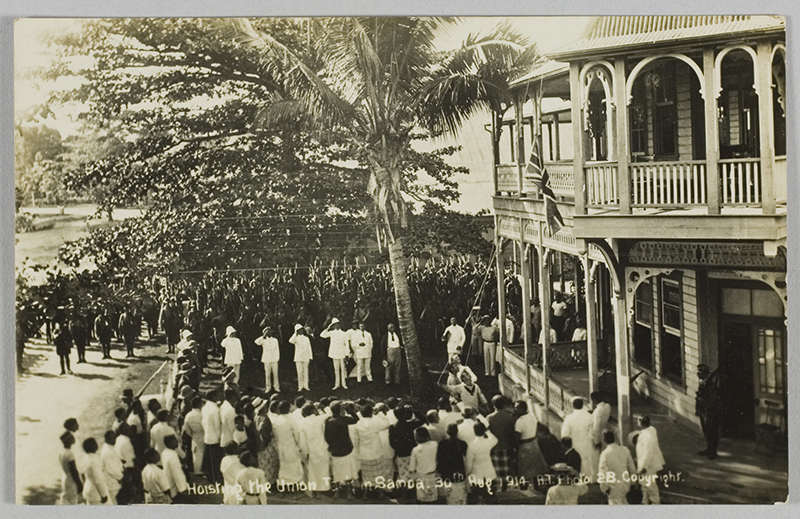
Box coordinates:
[351,322,374,382]
[256,327,281,392]
[320,318,350,390]
[442,317,466,356]
[289,324,313,391]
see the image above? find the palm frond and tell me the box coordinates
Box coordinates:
[218,18,360,132]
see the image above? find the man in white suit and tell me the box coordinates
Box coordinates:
[633,415,665,504]
[598,430,636,505]
[560,397,598,482]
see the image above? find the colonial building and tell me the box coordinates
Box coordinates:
[491,16,787,449]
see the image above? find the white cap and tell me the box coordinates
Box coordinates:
[330,317,340,326]
[225,326,237,336]
[294,323,303,331]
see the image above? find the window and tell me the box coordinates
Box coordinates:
[721,288,784,318]
[652,63,678,159]
[630,79,648,155]
[659,277,683,383]
[633,279,654,370]
[757,328,785,395]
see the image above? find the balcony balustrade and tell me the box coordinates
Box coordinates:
[497,156,784,213]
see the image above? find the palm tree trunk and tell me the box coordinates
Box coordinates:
[386,234,435,406]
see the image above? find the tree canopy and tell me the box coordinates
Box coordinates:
[26,17,540,403]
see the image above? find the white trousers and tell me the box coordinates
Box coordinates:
[331,359,347,388]
[264,361,279,391]
[295,361,309,390]
[192,437,205,474]
[356,357,372,381]
[641,482,660,504]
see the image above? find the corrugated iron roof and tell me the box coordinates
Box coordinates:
[510,60,570,88]
[548,15,785,59]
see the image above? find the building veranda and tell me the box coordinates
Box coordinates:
[491,15,787,503]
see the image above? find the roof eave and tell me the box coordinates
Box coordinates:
[546,26,785,62]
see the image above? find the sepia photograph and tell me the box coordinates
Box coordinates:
[13,14,788,506]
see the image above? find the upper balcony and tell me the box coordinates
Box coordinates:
[492,30,786,247]
[494,155,786,243]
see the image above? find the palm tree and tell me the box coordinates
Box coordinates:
[226,17,539,404]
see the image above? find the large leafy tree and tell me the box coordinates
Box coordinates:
[225,17,539,402]
[39,17,538,404]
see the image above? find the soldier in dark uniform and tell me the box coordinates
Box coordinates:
[54,321,74,375]
[69,309,89,364]
[118,308,139,358]
[695,364,721,460]
[95,308,115,359]
[160,299,183,354]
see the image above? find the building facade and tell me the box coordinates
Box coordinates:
[491,16,787,446]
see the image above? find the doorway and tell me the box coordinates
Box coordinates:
[719,321,756,439]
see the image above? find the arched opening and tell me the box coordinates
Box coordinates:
[585,70,613,161]
[771,50,786,156]
[718,49,759,159]
[628,58,705,162]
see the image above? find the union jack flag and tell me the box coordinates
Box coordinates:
[525,138,564,235]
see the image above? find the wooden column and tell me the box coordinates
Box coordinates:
[553,112,561,161]
[537,222,552,406]
[757,40,776,214]
[492,115,500,195]
[496,236,507,352]
[583,257,599,395]
[703,46,721,214]
[570,62,586,215]
[515,97,526,196]
[521,240,533,394]
[613,58,631,214]
[612,277,632,443]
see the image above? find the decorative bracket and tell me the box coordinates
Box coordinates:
[732,270,788,325]
[624,267,675,327]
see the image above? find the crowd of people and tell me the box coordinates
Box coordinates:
[56,313,666,506]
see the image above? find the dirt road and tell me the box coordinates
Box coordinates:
[15,337,171,504]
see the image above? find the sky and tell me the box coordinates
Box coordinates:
[14,16,590,125]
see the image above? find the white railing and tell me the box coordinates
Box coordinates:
[774,156,787,205]
[503,346,528,388]
[720,158,761,206]
[545,161,575,198]
[529,365,546,402]
[632,161,707,207]
[585,162,619,207]
[497,164,518,193]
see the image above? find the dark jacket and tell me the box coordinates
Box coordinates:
[324,414,357,457]
[389,418,424,457]
[437,437,468,482]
